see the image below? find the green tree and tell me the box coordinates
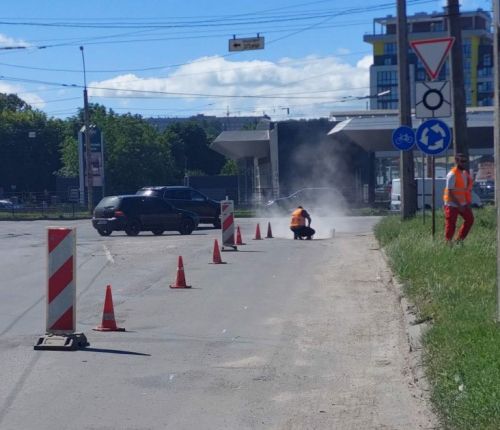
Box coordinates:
[220,159,239,175]
[0,95,66,193]
[165,122,225,176]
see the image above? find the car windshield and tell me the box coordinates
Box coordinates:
[96,196,120,208]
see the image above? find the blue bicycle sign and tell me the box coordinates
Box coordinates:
[392,126,415,151]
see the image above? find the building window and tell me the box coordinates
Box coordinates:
[484,53,492,67]
[384,43,396,55]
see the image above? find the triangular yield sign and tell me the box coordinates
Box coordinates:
[410,37,455,80]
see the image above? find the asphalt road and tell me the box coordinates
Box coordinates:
[0,216,435,429]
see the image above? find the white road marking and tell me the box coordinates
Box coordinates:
[102,245,115,264]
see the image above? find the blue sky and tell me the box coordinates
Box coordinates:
[0,0,490,120]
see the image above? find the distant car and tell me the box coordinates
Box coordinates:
[390,178,483,211]
[136,186,221,228]
[0,199,14,210]
[473,180,494,203]
[264,187,344,214]
[92,195,199,237]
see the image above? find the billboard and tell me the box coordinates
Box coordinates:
[78,125,105,205]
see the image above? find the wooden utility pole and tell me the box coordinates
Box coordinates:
[446,0,469,164]
[397,0,417,218]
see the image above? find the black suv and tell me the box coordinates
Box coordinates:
[136,186,221,228]
[92,195,199,236]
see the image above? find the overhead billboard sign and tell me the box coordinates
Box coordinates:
[410,37,455,80]
[229,36,264,52]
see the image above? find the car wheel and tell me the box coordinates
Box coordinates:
[213,217,221,229]
[125,219,141,236]
[97,228,112,236]
[179,219,195,235]
[152,229,164,236]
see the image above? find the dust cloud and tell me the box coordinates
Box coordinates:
[255,125,360,240]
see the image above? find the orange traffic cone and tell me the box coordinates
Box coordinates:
[266,222,273,239]
[211,239,226,264]
[235,226,245,245]
[94,285,125,332]
[170,256,191,289]
[253,223,262,240]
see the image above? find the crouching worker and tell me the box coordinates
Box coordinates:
[290,206,315,240]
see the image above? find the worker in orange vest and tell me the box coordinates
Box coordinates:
[290,206,315,240]
[443,153,474,243]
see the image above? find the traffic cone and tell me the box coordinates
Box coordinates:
[94,285,125,332]
[211,239,226,264]
[235,226,245,245]
[170,256,191,289]
[253,223,262,240]
[266,222,273,239]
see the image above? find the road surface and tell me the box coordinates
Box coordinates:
[0,216,436,429]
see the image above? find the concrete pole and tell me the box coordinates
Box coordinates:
[446,0,469,164]
[493,0,500,321]
[397,0,417,219]
[80,46,93,213]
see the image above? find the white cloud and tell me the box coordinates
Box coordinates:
[337,48,351,55]
[0,83,45,107]
[0,33,31,48]
[89,54,371,119]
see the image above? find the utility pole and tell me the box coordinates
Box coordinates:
[446,0,469,164]
[397,0,417,218]
[80,46,93,212]
[493,0,500,321]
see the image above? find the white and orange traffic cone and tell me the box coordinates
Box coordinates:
[253,223,262,240]
[170,256,191,289]
[211,239,226,264]
[94,285,125,332]
[235,226,245,245]
[266,222,273,239]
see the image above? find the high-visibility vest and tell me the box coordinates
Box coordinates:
[443,167,473,205]
[290,208,305,227]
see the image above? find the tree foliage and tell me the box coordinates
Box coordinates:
[0,95,233,196]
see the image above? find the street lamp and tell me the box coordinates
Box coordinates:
[80,46,93,212]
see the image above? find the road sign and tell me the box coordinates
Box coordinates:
[229,36,264,52]
[416,119,451,155]
[415,81,451,118]
[392,126,415,150]
[410,37,455,80]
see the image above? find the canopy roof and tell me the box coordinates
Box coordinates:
[328,108,493,152]
[210,130,270,159]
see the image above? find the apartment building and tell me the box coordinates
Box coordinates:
[363,9,493,109]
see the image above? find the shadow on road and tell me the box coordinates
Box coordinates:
[81,347,151,356]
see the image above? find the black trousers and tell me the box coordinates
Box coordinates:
[290,226,315,239]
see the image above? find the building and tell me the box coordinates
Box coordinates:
[211,9,495,206]
[363,8,493,109]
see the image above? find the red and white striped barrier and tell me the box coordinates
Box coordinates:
[47,227,76,333]
[34,227,88,350]
[220,199,237,251]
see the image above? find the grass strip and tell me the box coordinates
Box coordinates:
[375,206,500,430]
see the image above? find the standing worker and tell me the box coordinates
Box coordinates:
[443,153,474,244]
[290,206,315,240]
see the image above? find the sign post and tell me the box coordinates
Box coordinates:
[416,119,452,237]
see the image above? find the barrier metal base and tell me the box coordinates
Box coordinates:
[221,245,238,252]
[34,332,89,351]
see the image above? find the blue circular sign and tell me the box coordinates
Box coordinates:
[392,126,415,151]
[416,119,451,156]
